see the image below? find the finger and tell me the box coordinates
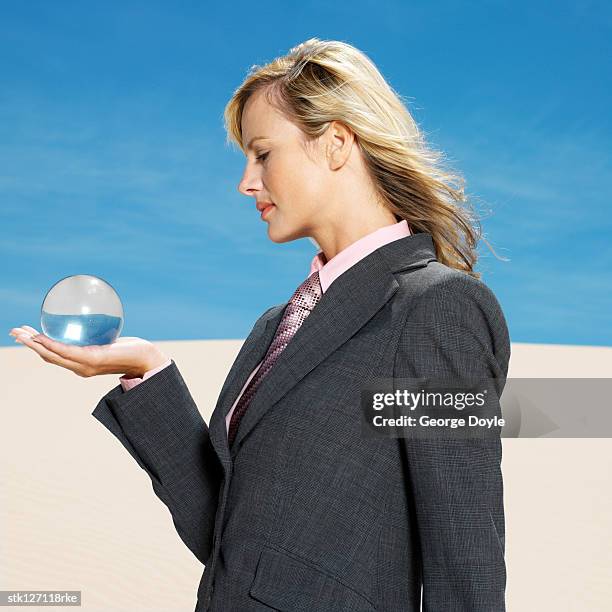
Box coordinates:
[30,334,99,364]
[22,325,41,336]
[9,327,35,338]
[16,334,92,376]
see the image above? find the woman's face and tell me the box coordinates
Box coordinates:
[238,89,329,243]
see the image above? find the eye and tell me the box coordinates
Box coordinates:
[255,151,269,163]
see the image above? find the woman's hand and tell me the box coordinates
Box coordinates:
[8,325,170,379]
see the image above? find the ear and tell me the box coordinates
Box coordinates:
[326,120,354,170]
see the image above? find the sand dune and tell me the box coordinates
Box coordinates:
[1,340,611,611]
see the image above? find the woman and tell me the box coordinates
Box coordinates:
[10,38,510,611]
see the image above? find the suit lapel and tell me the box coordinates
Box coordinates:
[208,304,286,468]
[209,232,437,468]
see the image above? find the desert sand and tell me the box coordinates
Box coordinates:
[1,340,611,611]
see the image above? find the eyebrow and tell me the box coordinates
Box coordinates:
[245,136,269,151]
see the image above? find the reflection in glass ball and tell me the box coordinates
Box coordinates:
[40,275,124,346]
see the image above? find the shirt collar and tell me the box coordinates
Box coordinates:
[309,219,412,293]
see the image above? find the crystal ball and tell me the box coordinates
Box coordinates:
[40,274,124,346]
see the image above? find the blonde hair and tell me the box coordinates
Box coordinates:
[224,37,505,278]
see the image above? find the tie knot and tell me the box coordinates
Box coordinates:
[290,270,322,311]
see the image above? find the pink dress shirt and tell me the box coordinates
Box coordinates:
[120,219,412,436]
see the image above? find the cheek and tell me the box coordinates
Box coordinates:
[267,152,324,209]
[287,162,324,200]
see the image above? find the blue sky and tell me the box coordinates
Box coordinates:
[1,1,610,347]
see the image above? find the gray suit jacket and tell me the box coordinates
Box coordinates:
[92,232,510,611]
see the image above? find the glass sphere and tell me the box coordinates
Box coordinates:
[40,274,124,346]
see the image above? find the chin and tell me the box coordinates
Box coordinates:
[267,228,292,244]
[267,222,304,244]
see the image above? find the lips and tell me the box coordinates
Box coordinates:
[256,201,275,212]
[260,204,275,220]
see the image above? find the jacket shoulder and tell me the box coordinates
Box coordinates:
[397,261,505,315]
[396,261,511,373]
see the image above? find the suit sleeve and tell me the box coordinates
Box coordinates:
[394,275,510,611]
[119,357,173,391]
[91,359,223,566]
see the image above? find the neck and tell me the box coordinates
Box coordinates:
[312,208,400,261]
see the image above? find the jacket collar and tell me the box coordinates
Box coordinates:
[208,232,437,470]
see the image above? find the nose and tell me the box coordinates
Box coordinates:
[237,162,263,197]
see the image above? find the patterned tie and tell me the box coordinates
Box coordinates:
[227,270,323,447]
